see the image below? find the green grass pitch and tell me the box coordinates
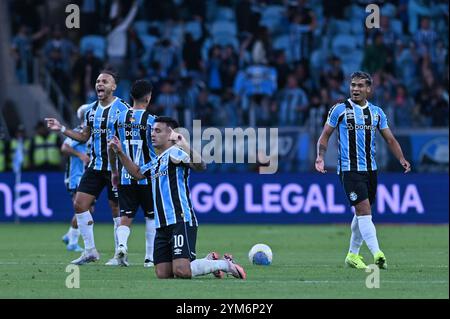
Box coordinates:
[0,223,448,299]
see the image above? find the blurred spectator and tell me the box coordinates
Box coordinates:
[106,1,138,76]
[362,32,391,74]
[206,45,224,94]
[11,25,47,83]
[72,47,104,103]
[288,2,316,63]
[43,28,77,65]
[408,0,433,34]
[194,89,215,126]
[46,47,71,98]
[219,45,239,91]
[392,84,415,127]
[0,131,8,172]
[29,121,62,171]
[8,125,31,172]
[150,38,181,77]
[154,80,182,120]
[272,50,292,89]
[251,27,272,65]
[395,40,420,95]
[275,74,309,126]
[415,17,438,57]
[182,32,205,74]
[430,85,449,127]
[126,27,145,78]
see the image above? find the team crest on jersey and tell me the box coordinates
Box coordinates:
[349,192,358,201]
[346,109,354,120]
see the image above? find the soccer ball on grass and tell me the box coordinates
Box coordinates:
[248,243,272,265]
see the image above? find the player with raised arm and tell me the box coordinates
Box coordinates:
[108,117,246,279]
[45,70,130,265]
[108,79,157,267]
[315,71,411,270]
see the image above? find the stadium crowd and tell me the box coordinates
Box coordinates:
[2,0,449,172]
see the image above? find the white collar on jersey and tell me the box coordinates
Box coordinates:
[156,145,177,159]
[98,97,118,109]
[348,98,368,109]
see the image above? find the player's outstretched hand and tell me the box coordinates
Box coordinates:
[400,158,411,173]
[45,118,62,131]
[315,157,327,173]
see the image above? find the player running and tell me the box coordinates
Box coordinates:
[108,79,157,267]
[108,117,246,279]
[45,70,130,265]
[61,104,91,252]
[315,71,411,270]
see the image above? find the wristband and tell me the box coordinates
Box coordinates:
[61,126,66,133]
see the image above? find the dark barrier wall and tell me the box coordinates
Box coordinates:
[0,172,448,223]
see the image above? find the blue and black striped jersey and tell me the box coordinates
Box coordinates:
[140,146,197,229]
[84,98,130,171]
[326,98,389,174]
[114,109,156,185]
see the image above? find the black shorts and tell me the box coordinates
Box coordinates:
[118,184,154,219]
[340,170,378,206]
[77,168,119,202]
[153,222,197,265]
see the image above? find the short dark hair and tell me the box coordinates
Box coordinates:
[130,79,153,101]
[100,69,119,83]
[154,116,179,129]
[351,71,372,86]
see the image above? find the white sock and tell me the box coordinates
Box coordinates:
[65,226,72,236]
[357,215,381,255]
[68,227,80,246]
[145,217,156,261]
[76,211,95,250]
[190,258,229,277]
[113,217,121,252]
[349,214,363,254]
[117,225,130,250]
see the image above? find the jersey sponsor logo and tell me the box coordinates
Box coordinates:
[92,128,109,134]
[151,169,168,180]
[117,123,147,130]
[346,124,375,131]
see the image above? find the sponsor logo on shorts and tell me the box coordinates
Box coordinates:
[174,248,182,255]
[349,192,358,201]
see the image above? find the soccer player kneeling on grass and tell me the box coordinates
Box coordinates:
[108,116,246,279]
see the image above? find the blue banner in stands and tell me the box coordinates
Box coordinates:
[0,172,448,223]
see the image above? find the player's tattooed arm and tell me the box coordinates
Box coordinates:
[318,144,327,157]
[315,124,335,173]
[45,118,91,142]
[108,136,146,180]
